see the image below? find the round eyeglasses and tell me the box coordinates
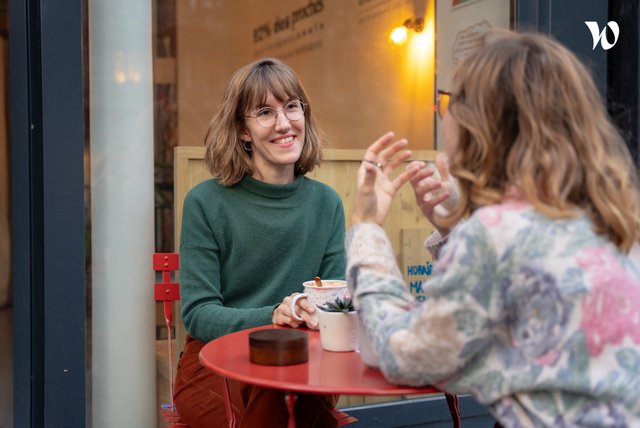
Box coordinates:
[436,90,451,120]
[245,100,306,128]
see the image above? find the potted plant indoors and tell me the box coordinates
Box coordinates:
[316,297,359,352]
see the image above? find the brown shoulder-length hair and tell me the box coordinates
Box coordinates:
[204,57,324,186]
[444,30,640,252]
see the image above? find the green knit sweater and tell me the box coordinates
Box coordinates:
[179,174,346,342]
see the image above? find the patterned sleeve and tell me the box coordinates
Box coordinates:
[346,219,497,388]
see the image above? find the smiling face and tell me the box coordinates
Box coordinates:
[241,91,305,184]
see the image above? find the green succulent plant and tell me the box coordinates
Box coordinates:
[318,296,355,313]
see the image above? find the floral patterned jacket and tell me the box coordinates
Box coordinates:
[347,201,640,427]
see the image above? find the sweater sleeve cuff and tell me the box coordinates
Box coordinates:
[346,223,404,298]
[424,229,447,260]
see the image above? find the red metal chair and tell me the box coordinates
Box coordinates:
[154,253,188,427]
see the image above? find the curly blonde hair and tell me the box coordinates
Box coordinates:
[444,30,640,251]
[204,57,324,186]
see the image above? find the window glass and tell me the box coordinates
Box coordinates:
[86,1,513,424]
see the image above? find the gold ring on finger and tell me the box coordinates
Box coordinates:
[363,159,383,168]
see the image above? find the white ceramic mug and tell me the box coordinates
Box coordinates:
[289,279,348,322]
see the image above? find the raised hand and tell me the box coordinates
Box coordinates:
[408,152,457,235]
[351,132,420,226]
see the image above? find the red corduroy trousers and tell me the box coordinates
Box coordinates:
[174,335,339,428]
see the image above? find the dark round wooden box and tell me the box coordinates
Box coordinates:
[249,329,308,366]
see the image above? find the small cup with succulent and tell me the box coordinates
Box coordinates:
[316,296,358,352]
[317,296,355,313]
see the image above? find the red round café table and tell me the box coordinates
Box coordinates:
[199,325,461,428]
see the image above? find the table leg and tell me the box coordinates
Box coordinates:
[223,377,236,428]
[285,392,297,428]
[444,393,460,428]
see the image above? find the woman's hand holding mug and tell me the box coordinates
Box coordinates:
[272,292,318,329]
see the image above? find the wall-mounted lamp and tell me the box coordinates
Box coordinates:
[390,0,429,45]
[405,17,425,33]
[390,17,425,45]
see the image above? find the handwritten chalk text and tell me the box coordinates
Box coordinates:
[407,261,433,276]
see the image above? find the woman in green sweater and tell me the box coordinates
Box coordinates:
[173,58,346,427]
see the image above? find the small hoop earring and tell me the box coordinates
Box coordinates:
[243,141,252,151]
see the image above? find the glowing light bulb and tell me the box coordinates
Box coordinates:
[390,26,408,45]
[115,71,127,83]
[413,32,431,55]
